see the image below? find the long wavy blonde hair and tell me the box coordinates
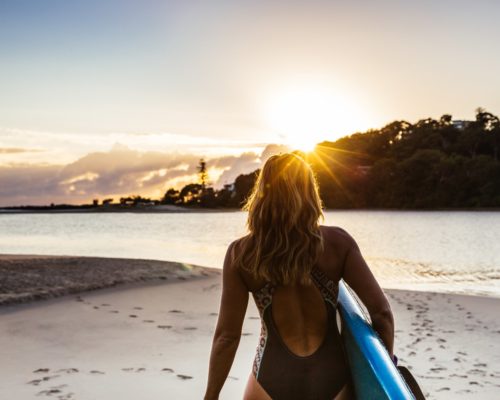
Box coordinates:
[234,152,325,286]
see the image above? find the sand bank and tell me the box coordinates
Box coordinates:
[0,255,499,399]
[0,254,218,306]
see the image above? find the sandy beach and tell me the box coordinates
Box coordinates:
[1,255,499,399]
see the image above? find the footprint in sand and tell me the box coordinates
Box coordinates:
[468,369,486,376]
[436,387,450,392]
[33,368,50,373]
[177,374,193,380]
[129,314,138,318]
[136,368,146,372]
[109,310,119,313]
[93,306,100,309]
[50,384,68,389]
[169,309,183,313]
[162,368,174,373]
[27,379,42,386]
[101,303,110,307]
[90,370,105,374]
[157,325,172,329]
[37,389,62,395]
[42,375,60,382]
[56,368,79,374]
[241,332,252,336]
[184,327,197,330]
[133,307,143,310]
[209,312,218,316]
[143,320,155,323]
[248,316,259,320]
[121,368,134,372]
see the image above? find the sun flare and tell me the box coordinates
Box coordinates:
[264,86,365,152]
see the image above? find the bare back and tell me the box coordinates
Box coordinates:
[237,225,349,356]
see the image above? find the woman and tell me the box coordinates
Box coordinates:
[204,152,395,400]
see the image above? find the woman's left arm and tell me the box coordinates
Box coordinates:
[204,241,249,400]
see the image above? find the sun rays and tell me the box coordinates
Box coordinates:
[262,84,370,153]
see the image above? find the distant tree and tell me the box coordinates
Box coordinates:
[161,188,180,205]
[214,184,235,207]
[179,183,203,205]
[199,187,217,208]
[197,159,209,190]
[233,170,259,206]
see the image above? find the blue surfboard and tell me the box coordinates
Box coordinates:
[337,281,414,399]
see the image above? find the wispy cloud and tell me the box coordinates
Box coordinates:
[0,143,289,207]
[0,126,273,166]
[0,147,43,154]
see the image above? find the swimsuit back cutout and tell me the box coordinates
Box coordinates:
[251,265,350,400]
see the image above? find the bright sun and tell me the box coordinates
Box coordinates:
[264,86,363,152]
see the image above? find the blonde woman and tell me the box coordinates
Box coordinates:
[204,153,394,400]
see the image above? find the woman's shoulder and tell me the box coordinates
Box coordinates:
[229,234,251,251]
[226,234,252,263]
[319,225,357,250]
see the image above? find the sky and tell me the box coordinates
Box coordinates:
[1,0,500,206]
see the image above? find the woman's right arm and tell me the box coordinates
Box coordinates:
[338,228,394,356]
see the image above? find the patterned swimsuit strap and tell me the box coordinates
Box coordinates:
[311,265,339,306]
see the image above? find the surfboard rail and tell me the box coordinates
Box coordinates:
[338,281,415,400]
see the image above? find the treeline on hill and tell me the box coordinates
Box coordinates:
[164,108,500,209]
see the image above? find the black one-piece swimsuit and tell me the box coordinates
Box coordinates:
[251,266,350,400]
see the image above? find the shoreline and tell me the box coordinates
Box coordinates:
[1,254,499,307]
[2,253,500,307]
[2,207,500,214]
[0,207,238,214]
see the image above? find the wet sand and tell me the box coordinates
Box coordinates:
[0,255,499,399]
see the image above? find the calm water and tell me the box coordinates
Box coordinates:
[1,211,499,298]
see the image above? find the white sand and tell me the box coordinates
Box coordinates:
[1,258,499,399]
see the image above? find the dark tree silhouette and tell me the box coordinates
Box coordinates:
[179,183,203,205]
[161,188,180,205]
[198,158,209,190]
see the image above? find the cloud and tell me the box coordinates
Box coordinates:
[0,143,290,206]
[0,147,43,154]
